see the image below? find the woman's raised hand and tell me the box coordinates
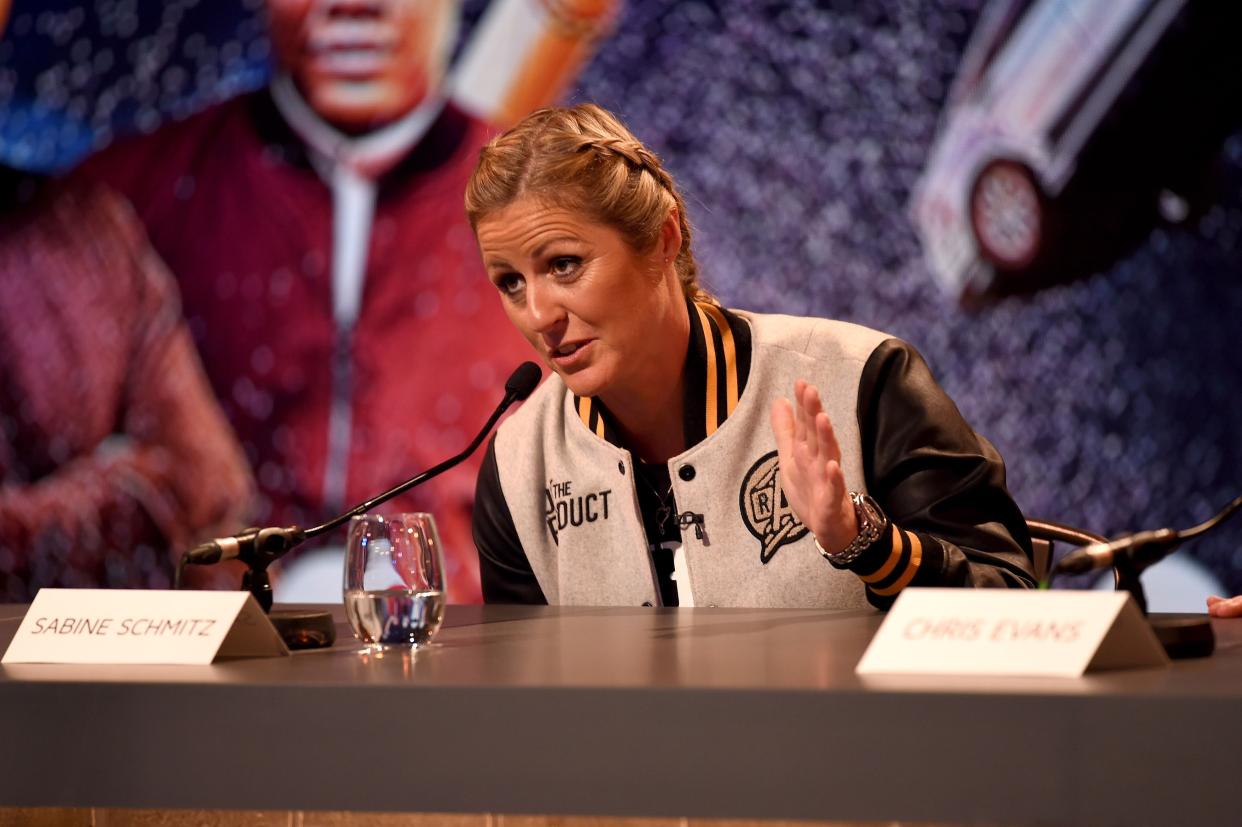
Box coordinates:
[769,379,858,554]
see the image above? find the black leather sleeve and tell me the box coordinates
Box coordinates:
[834,339,1035,608]
[473,436,547,605]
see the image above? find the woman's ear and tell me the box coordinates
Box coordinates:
[659,207,683,264]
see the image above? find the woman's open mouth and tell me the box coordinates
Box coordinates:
[549,339,593,370]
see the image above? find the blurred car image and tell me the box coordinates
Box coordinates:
[911,0,1242,304]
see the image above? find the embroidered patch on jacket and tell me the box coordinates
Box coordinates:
[739,450,808,564]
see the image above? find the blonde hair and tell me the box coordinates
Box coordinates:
[465,103,706,300]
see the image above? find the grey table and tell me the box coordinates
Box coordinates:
[0,602,1238,826]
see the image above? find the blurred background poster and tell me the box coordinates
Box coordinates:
[1,0,1239,607]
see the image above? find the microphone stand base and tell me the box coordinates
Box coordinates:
[269,609,336,650]
[1149,613,1214,659]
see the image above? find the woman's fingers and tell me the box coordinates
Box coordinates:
[770,397,811,519]
[771,382,854,544]
[792,380,807,444]
[777,380,843,462]
[779,380,845,467]
[802,382,823,416]
[802,383,823,457]
[815,408,842,464]
[770,398,795,456]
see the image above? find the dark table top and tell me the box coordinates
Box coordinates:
[1,602,1239,825]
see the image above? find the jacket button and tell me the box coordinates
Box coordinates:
[678,464,696,481]
[618,462,625,475]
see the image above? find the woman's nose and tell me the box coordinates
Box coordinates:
[526,281,566,333]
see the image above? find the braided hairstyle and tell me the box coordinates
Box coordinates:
[465,103,707,301]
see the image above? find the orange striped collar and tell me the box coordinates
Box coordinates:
[573,298,752,449]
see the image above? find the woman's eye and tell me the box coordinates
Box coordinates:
[496,273,525,296]
[550,256,581,277]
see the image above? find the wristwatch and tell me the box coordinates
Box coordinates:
[816,492,888,566]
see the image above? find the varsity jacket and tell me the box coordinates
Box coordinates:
[473,302,1035,609]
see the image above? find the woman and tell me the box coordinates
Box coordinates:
[467,103,1034,608]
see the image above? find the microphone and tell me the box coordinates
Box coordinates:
[180,360,542,582]
[1051,528,1180,576]
[676,510,707,541]
[504,360,542,400]
[1051,494,1242,578]
[183,525,306,567]
[1045,495,1241,661]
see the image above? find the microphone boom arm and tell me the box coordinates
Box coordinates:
[302,390,517,540]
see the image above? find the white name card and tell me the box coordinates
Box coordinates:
[1,589,289,665]
[856,588,1169,677]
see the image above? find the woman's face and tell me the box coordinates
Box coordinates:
[475,196,682,401]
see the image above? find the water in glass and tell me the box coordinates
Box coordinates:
[344,588,445,647]
[343,513,446,651]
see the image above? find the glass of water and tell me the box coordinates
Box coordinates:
[343,513,446,651]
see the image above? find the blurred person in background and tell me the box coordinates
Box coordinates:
[79,0,618,602]
[0,0,254,601]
